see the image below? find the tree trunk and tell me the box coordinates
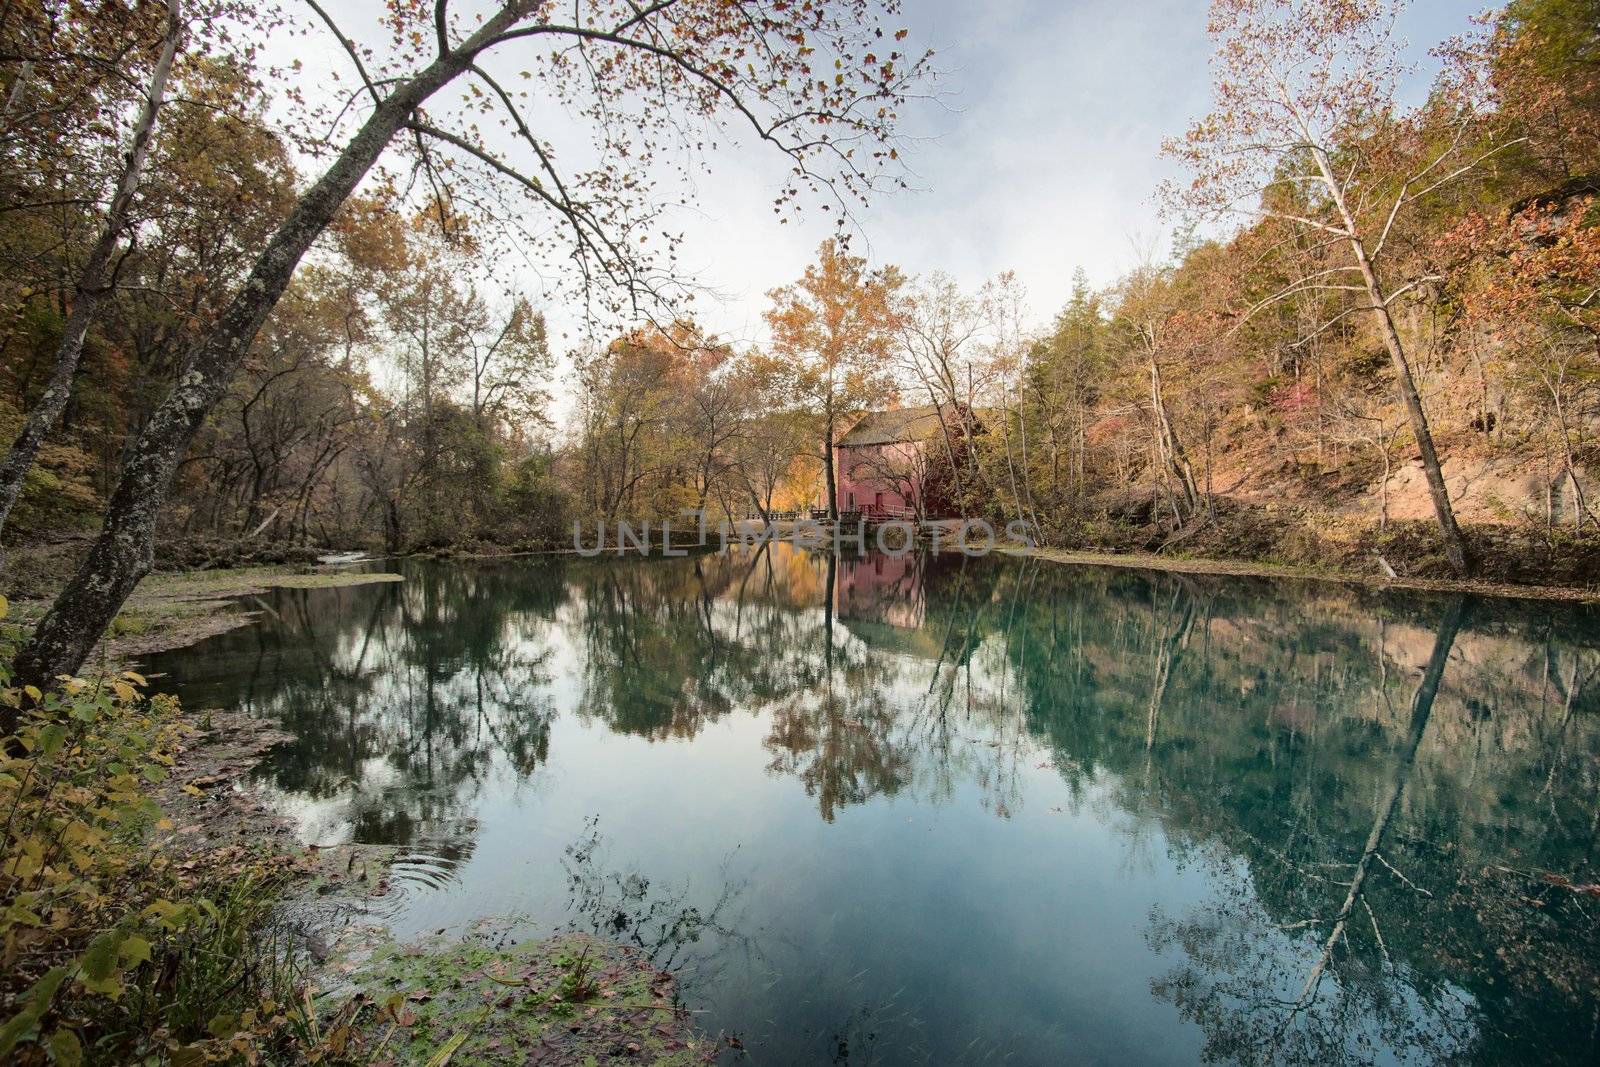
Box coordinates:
[823,408,838,520]
[1379,435,1392,532]
[1149,356,1199,519]
[1312,145,1470,576]
[11,33,494,690]
[1353,248,1470,575]
[0,0,182,546]
[1015,378,1043,539]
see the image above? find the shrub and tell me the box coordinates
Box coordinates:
[0,597,344,1065]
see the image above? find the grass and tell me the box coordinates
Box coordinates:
[136,564,405,597]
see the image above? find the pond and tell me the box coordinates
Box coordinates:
[144,546,1600,1065]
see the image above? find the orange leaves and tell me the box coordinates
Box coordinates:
[1457,194,1600,341]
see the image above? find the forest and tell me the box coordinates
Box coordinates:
[2,0,1598,614]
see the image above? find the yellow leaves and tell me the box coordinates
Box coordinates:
[119,934,151,966]
[6,842,43,881]
[141,899,187,930]
[0,663,204,1050]
[60,819,104,850]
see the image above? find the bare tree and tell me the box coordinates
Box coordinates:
[1115,263,1203,525]
[893,272,1001,518]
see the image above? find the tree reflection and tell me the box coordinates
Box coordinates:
[1147,598,1475,1064]
[145,545,1600,1062]
[155,562,563,863]
[560,817,752,981]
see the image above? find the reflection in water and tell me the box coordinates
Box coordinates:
[561,816,751,979]
[146,546,1600,1064]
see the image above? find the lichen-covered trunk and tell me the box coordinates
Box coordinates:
[0,0,182,547]
[12,49,478,690]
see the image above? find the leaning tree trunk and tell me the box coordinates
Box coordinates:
[0,0,182,547]
[1149,356,1199,520]
[1352,246,1470,576]
[10,28,503,692]
[1313,147,1471,577]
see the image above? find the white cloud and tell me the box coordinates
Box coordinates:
[588,0,1486,345]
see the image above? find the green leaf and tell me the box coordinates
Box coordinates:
[77,931,123,997]
[5,903,43,927]
[143,899,189,930]
[119,935,152,967]
[37,724,65,756]
[0,966,69,1056]
[45,1026,82,1067]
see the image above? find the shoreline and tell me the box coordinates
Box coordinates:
[156,710,718,1064]
[14,541,1595,669]
[1005,545,1600,604]
[420,538,1600,605]
[5,564,406,660]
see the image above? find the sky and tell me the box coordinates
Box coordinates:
[277,0,1495,405]
[661,0,1494,348]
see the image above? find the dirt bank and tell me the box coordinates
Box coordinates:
[1008,545,1600,603]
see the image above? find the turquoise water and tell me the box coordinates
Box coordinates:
[145,547,1600,1064]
